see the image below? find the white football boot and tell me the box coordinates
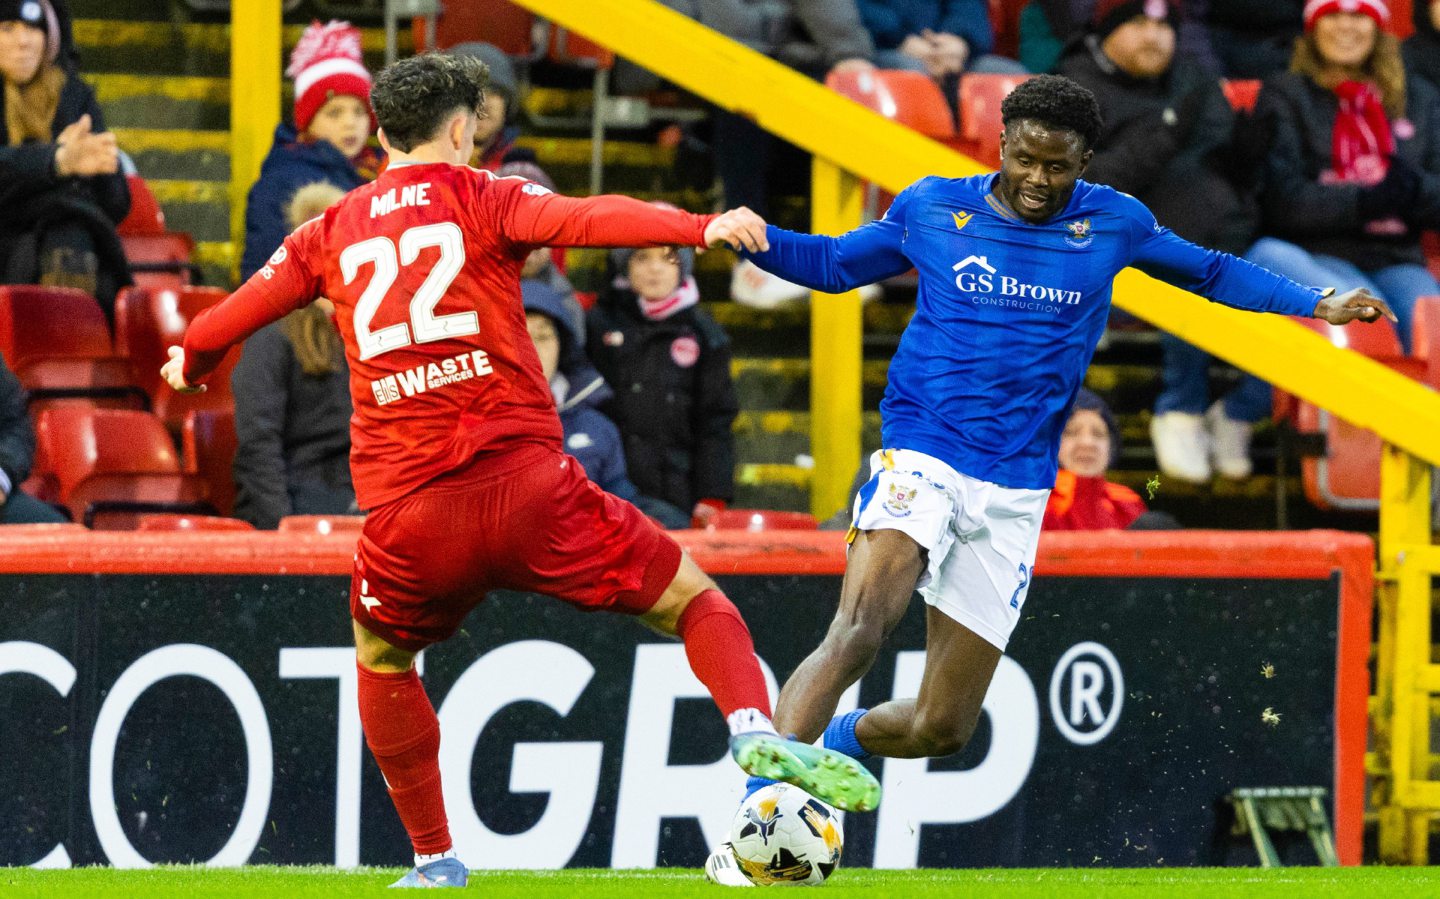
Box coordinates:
[704,842,754,887]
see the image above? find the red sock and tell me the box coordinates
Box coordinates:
[675,588,772,721]
[355,663,452,856]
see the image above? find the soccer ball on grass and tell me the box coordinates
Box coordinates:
[727,783,844,886]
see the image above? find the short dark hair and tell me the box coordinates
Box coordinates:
[371,52,490,152]
[1000,75,1103,150]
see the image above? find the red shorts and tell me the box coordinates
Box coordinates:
[350,445,682,651]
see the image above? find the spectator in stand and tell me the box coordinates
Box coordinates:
[1245,0,1440,347]
[524,279,690,529]
[587,233,738,526]
[240,20,379,280]
[0,352,65,524]
[450,42,519,172]
[231,182,356,530]
[1060,0,1265,483]
[1404,0,1440,95]
[858,0,1028,80]
[1205,0,1306,78]
[0,0,129,318]
[663,0,876,308]
[1019,0,1219,74]
[1043,388,1148,530]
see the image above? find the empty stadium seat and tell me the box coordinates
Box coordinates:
[0,286,113,379]
[182,409,237,517]
[1221,79,1262,114]
[31,406,208,528]
[121,232,202,291]
[1410,296,1440,390]
[1424,231,1440,282]
[420,0,539,56]
[118,173,166,236]
[955,72,1033,168]
[114,286,235,429]
[706,509,820,531]
[278,514,365,534]
[826,68,956,141]
[1286,318,1425,512]
[137,513,254,531]
[19,356,147,413]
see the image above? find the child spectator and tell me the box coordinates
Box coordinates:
[1044,388,1148,530]
[231,182,356,530]
[523,280,689,529]
[1244,0,1440,347]
[450,42,519,171]
[1404,0,1440,95]
[0,0,129,316]
[0,351,64,524]
[587,231,738,525]
[240,20,378,280]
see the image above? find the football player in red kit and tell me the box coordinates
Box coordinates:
[161,53,878,888]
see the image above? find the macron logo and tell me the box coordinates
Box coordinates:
[952,255,996,274]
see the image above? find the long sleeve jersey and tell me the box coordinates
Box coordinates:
[745,174,1322,489]
[183,162,715,508]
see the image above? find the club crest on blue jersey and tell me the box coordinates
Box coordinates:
[1063,218,1094,248]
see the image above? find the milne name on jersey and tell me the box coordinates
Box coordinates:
[951,254,1080,310]
[370,348,493,406]
[370,182,433,218]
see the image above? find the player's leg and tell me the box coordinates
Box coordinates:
[768,528,925,742]
[851,605,1000,757]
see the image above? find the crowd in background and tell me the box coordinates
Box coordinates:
[0,0,1437,531]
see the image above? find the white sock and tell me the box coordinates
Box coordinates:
[727,707,779,738]
[415,848,456,867]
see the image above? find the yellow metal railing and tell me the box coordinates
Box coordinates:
[229,1,281,283]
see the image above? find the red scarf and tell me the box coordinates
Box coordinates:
[1331,80,1392,184]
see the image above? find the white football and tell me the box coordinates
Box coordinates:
[728,783,844,886]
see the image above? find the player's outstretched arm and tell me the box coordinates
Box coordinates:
[703,207,769,253]
[1311,287,1398,326]
[744,219,911,295]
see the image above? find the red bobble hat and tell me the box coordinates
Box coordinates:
[1302,0,1389,30]
[287,20,372,133]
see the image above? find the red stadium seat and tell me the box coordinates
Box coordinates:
[1285,318,1424,511]
[19,356,147,414]
[1221,79,1262,114]
[0,286,113,379]
[1410,296,1440,390]
[705,509,820,531]
[826,68,955,140]
[182,409,237,517]
[1423,231,1440,282]
[114,286,235,429]
[121,232,200,291]
[419,0,539,56]
[118,173,166,236]
[137,513,254,532]
[955,72,1033,168]
[31,406,208,528]
[278,514,365,534]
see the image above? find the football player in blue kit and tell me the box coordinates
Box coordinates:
[710,76,1391,875]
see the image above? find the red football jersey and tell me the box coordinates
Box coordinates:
[184,163,715,508]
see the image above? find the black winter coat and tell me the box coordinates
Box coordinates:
[0,353,35,491]
[1059,40,1257,255]
[1404,6,1440,98]
[230,321,354,529]
[1247,72,1440,270]
[586,294,738,511]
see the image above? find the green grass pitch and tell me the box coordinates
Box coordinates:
[4,866,1439,897]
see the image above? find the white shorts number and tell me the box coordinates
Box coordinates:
[340,222,477,360]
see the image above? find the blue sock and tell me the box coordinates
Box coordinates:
[823,708,871,760]
[743,774,776,799]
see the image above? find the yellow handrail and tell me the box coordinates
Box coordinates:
[229,0,282,282]
[513,0,1440,469]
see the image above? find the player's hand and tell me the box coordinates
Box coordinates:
[704,207,769,254]
[160,346,206,394]
[1312,287,1398,326]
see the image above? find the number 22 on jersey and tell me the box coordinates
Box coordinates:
[340,222,479,360]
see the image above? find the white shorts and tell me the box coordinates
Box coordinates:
[849,449,1048,651]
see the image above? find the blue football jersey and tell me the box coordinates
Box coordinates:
[747,174,1322,489]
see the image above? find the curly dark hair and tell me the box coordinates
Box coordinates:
[1000,75,1103,150]
[371,52,491,152]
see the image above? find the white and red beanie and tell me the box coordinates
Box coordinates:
[286,20,372,132]
[1303,0,1389,31]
